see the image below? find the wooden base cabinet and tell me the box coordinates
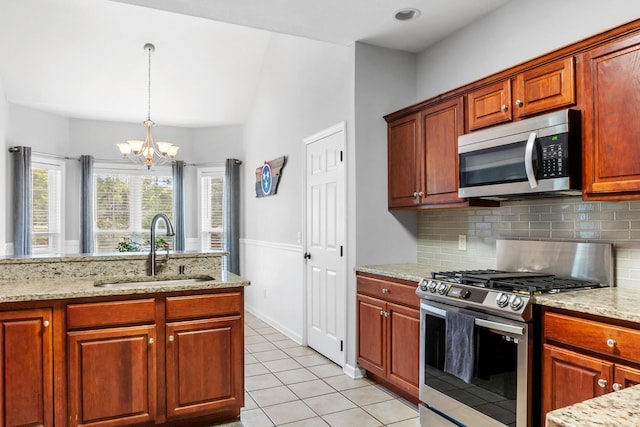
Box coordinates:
[65,290,244,427]
[356,273,420,399]
[542,309,640,420]
[166,315,243,418]
[67,326,157,427]
[0,308,53,427]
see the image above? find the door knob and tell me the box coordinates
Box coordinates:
[304,252,311,260]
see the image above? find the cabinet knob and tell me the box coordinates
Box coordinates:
[413,192,418,197]
[515,99,524,107]
[597,378,608,388]
[148,338,155,345]
[380,310,385,316]
[42,320,50,328]
[382,288,389,294]
[501,104,508,112]
[384,311,389,317]
[168,335,174,342]
[607,338,616,348]
[418,191,424,197]
[613,383,623,392]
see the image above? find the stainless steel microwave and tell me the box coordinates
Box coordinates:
[458,109,581,200]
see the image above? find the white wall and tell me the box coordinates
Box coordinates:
[416,0,640,100]
[241,33,351,345]
[3,106,239,252]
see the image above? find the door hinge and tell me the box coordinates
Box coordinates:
[340,340,343,352]
[340,246,343,257]
[340,151,343,162]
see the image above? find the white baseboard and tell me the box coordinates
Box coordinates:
[245,305,304,344]
[343,363,366,379]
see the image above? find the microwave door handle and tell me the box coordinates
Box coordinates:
[524,132,538,188]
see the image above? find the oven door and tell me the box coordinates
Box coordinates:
[419,300,531,427]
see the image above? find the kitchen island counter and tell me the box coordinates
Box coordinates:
[0,270,249,303]
[546,384,640,427]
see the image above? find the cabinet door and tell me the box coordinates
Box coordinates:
[613,364,640,391]
[514,57,575,118]
[356,294,386,378]
[67,325,157,427]
[0,309,53,427]
[422,97,465,205]
[542,344,612,417]
[386,302,419,397]
[467,80,512,131]
[387,113,422,207]
[581,33,640,200]
[166,315,243,418]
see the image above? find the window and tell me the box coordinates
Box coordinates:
[31,157,64,254]
[198,167,225,252]
[93,164,173,253]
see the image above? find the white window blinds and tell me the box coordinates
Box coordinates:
[93,164,173,253]
[31,158,64,254]
[198,167,225,252]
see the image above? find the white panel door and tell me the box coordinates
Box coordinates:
[304,122,346,366]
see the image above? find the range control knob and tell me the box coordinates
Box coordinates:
[436,282,448,295]
[496,292,510,308]
[510,295,525,311]
[460,289,471,299]
[418,279,429,292]
[427,280,438,293]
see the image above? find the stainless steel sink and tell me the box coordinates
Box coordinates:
[94,274,215,288]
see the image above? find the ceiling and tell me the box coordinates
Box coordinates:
[0,0,510,128]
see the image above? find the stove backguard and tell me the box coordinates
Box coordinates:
[496,240,613,286]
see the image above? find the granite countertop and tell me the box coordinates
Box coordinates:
[0,270,249,304]
[355,263,438,283]
[546,384,640,427]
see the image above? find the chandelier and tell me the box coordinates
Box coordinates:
[117,43,179,169]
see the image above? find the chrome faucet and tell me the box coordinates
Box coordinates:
[150,213,175,276]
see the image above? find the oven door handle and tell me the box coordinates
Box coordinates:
[475,318,524,336]
[422,304,525,336]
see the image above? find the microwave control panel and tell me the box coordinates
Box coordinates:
[539,133,569,178]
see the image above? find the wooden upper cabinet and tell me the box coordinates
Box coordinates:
[467,80,512,130]
[387,113,422,208]
[514,57,575,117]
[581,32,640,200]
[467,57,575,131]
[386,97,466,209]
[421,97,465,205]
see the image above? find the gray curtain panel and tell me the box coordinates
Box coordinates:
[10,146,32,256]
[224,159,242,274]
[172,160,186,252]
[80,155,94,254]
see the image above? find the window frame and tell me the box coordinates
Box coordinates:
[31,156,65,255]
[92,162,174,253]
[197,166,226,252]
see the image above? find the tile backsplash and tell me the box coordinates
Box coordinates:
[417,196,640,288]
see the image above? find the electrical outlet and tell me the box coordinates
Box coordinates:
[458,235,467,251]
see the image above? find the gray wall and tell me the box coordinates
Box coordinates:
[0,81,6,255]
[413,0,640,288]
[416,0,640,101]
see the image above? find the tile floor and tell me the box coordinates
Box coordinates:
[233,311,420,427]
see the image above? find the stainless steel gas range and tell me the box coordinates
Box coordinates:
[416,240,613,427]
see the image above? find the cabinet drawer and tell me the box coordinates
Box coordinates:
[545,312,640,363]
[67,299,156,330]
[357,275,419,309]
[166,292,242,321]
